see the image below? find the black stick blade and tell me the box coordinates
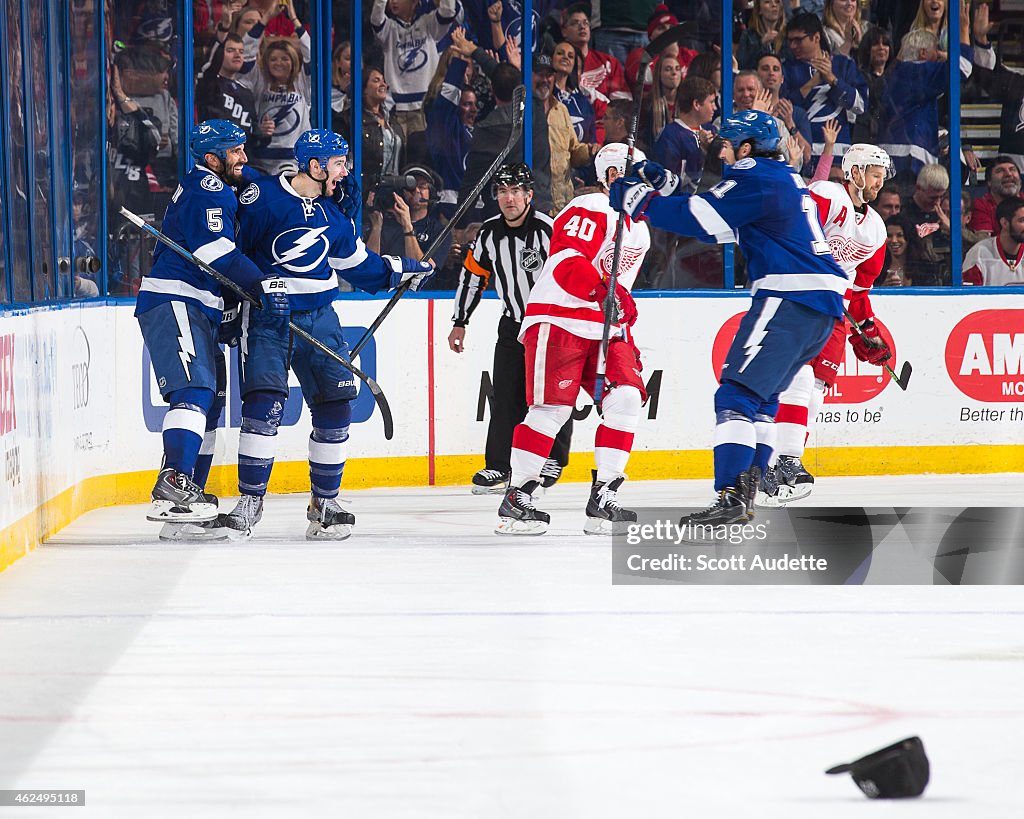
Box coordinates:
[511,84,526,130]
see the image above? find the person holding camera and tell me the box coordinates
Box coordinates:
[366,166,451,281]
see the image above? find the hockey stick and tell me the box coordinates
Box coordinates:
[592,30,692,403]
[843,306,912,391]
[348,84,528,360]
[120,207,396,440]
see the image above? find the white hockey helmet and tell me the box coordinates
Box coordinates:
[595,143,647,187]
[842,143,894,181]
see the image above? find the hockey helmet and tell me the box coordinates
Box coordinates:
[189,119,246,163]
[594,143,647,186]
[294,129,349,173]
[492,162,535,191]
[718,110,781,152]
[842,143,895,181]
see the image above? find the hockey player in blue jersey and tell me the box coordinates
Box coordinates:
[222,129,434,540]
[609,110,846,525]
[135,119,280,535]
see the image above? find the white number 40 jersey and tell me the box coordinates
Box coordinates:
[807,180,887,299]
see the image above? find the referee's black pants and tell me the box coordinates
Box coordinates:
[486,315,573,472]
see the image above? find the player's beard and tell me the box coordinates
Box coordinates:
[1009,227,1024,247]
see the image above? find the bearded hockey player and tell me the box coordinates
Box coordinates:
[135,120,267,538]
[496,143,650,536]
[610,111,846,526]
[761,143,894,506]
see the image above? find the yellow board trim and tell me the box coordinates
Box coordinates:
[3,445,1024,573]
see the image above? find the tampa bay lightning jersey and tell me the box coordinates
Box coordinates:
[643,157,846,317]
[236,174,394,312]
[135,165,264,323]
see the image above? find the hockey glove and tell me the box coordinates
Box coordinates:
[591,280,638,326]
[849,319,892,365]
[384,255,435,291]
[259,277,290,318]
[218,302,242,347]
[608,177,657,221]
[633,160,680,196]
[333,173,361,220]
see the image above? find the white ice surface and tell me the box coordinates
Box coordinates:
[1,475,1022,818]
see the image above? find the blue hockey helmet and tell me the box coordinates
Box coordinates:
[294,129,349,173]
[718,110,781,153]
[189,119,246,163]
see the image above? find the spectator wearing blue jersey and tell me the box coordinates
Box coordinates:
[426,31,480,218]
[135,120,270,538]
[781,12,868,158]
[222,129,435,541]
[878,18,972,178]
[653,76,716,192]
[609,110,847,526]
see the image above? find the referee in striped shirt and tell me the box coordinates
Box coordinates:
[448,163,573,493]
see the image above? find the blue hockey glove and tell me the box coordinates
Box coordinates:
[633,159,680,196]
[333,173,361,220]
[383,255,435,291]
[218,303,242,347]
[608,177,657,220]
[259,277,290,318]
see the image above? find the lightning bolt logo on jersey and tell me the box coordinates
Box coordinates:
[236,173,397,311]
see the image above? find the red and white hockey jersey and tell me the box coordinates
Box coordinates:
[520,192,651,341]
[962,236,1024,286]
[808,180,887,322]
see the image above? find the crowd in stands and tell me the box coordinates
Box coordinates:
[90,0,1024,297]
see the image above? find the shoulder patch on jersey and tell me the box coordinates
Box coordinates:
[200,174,224,192]
[732,158,756,170]
[239,184,260,205]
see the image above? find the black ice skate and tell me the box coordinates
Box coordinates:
[495,481,550,535]
[539,459,563,489]
[306,495,355,541]
[471,468,510,495]
[584,471,637,536]
[679,467,761,537]
[147,467,218,523]
[678,489,749,536]
[755,464,782,509]
[773,455,814,504]
[219,493,264,538]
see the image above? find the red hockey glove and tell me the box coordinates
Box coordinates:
[591,280,638,326]
[849,319,892,365]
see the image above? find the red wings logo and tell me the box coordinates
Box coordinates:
[827,236,875,263]
[600,246,644,276]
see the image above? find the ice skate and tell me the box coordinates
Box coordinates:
[495,481,550,535]
[539,459,563,489]
[147,467,218,523]
[159,518,230,542]
[755,464,783,509]
[678,488,749,537]
[471,468,510,495]
[584,471,637,535]
[773,455,814,504]
[219,493,264,538]
[306,495,355,541]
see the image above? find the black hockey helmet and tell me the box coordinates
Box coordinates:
[492,163,534,195]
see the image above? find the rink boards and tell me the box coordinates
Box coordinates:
[2,293,1023,569]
